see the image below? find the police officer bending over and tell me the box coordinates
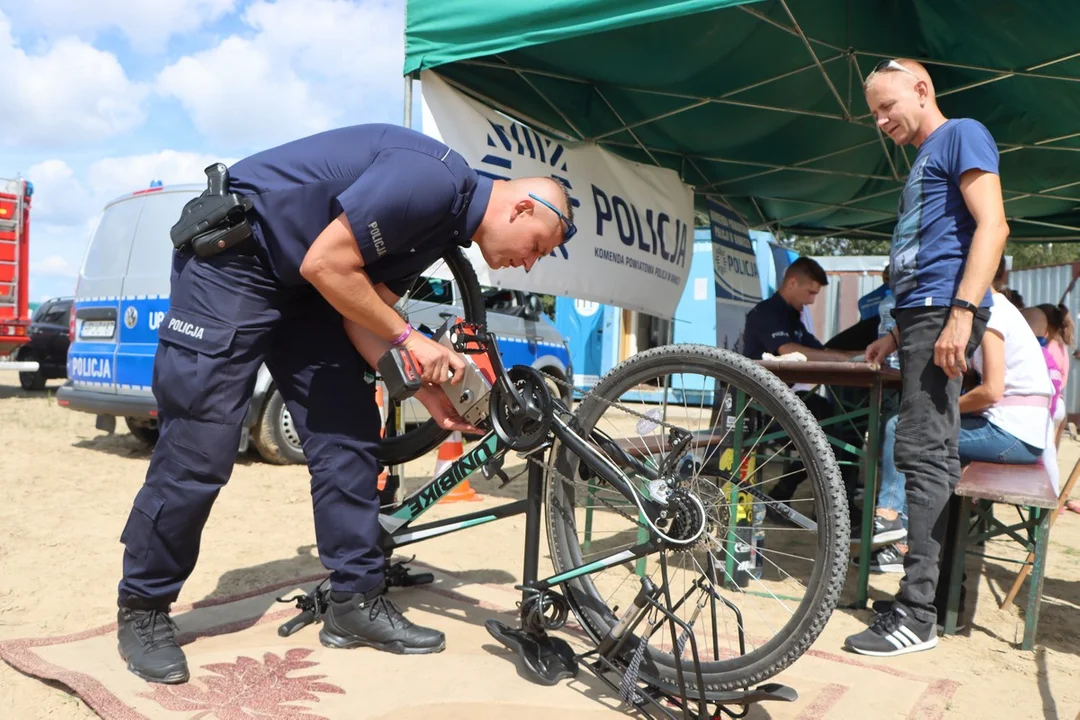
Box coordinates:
[116,124,574,684]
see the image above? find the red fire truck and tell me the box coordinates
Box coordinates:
[0,177,34,372]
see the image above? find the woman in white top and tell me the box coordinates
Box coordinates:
[959,290,1053,465]
[866,284,1056,576]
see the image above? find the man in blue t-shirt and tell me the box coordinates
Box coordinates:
[845,60,1007,657]
[114,124,576,684]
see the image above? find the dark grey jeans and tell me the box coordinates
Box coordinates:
[892,306,989,624]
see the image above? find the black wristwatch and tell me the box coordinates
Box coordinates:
[950,298,979,314]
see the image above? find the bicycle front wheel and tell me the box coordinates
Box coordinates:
[544,344,848,697]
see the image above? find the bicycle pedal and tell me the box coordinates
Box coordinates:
[385,559,435,588]
[485,619,578,686]
[394,571,435,587]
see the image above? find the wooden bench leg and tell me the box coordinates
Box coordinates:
[1002,458,1080,608]
[943,496,971,636]
[1022,507,1050,651]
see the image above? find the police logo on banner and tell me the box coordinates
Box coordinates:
[709,201,758,305]
[420,70,695,318]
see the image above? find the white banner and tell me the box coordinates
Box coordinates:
[420,70,695,318]
[709,199,760,352]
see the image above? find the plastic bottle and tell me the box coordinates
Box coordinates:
[877,293,900,369]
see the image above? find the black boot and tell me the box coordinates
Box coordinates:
[319,582,445,655]
[117,607,189,684]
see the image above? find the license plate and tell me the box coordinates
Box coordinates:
[80,320,115,339]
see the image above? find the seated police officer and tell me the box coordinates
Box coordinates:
[741,257,857,362]
[738,257,862,516]
[116,124,574,684]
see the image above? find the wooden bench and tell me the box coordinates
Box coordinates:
[941,461,1061,650]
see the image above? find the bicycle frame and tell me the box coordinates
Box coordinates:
[378,417,663,598]
[283,333,810,718]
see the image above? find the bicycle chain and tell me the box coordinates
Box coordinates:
[524,445,643,528]
[523,369,694,530]
[536,368,694,437]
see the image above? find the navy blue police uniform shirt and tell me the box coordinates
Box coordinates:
[226,124,493,296]
[740,293,824,360]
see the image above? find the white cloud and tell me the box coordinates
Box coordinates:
[0,12,146,148]
[34,255,79,278]
[25,160,95,228]
[1,0,237,54]
[158,36,334,150]
[157,0,405,149]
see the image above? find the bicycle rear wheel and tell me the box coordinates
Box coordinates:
[377,247,485,465]
[544,344,848,696]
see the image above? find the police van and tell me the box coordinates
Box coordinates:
[57,183,572,464]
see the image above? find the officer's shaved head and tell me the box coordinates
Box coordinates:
[508,177,574,222]
[473,176,574,273]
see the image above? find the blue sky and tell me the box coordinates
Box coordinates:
[0,0,417,302]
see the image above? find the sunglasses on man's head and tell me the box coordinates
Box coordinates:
[528,192,577,242]
[873,59,919,79]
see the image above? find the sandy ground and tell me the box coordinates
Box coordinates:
[1,379,1080,719]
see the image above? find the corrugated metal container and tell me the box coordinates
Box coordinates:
[808,256,889,341]
[1007,262,1080,421]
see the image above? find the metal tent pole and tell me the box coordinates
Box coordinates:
[404,72,414,129]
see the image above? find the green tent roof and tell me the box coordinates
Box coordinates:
[405,0,1080,242]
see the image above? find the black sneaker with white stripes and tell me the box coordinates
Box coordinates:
[871,544,905,573]
[844,605,937,657]
[871,598,968,635]
[850,514,907,547]
[849,544,905,573]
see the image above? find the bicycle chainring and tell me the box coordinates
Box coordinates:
[491,366,553,451]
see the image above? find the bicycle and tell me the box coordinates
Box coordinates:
[279,320,849,720]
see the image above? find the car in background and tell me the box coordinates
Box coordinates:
[56,183,573,464]
[14,296,72,390]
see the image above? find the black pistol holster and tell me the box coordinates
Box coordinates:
[170,163,255,257]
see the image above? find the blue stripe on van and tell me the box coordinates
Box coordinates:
[68,295,571,393]
[115,295,170,391]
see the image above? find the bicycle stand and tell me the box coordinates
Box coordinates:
[488,550,798,720]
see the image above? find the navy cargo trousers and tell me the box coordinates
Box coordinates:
[117,244,385,610]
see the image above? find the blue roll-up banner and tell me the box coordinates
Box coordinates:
[709,200,760,353]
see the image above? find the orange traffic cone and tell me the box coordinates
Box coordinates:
[436,431,481,503]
